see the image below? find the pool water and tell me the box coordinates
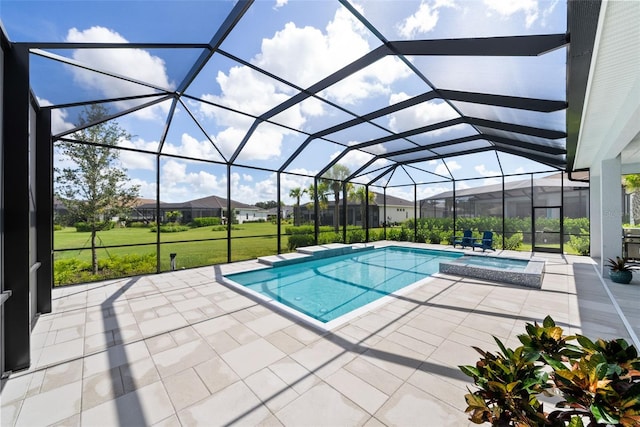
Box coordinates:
[456,256,528,271]
[226,247,462,323]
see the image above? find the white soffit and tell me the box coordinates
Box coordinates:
[574,0,640,171]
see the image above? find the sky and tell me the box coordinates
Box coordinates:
[1,0,567,205]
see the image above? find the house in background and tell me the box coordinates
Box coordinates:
[420,173,590,220]
[299,191,415,227]
[134,195,268,224]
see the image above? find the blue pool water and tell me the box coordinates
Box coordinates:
[455,255,528,271]
[226,247,462,323]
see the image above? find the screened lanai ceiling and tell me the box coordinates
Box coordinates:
[2,0,596,200]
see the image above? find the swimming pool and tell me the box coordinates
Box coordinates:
[439,254,544,288]
[224,246,462,326]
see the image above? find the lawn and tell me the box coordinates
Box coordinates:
[54,223,287,270]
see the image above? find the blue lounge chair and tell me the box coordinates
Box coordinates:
[453,229,473,248]
[473,231,494,252]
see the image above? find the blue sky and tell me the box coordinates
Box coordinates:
[1,0,566,204]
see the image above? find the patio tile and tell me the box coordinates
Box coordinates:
[245,312,294,336]
[325,369,389,414]
[35,337,85,368]
[374,383,468,426]
[54,325,86,344]
[221,338,286,378]
[145,333,177,355]
[152,337,217,378]
[163,368,210,411]
[84,331,115,354]
[344,357,404,396]
[275,383,370,426]
[244,368,300,412]
[289,336,355,379]
[177,381,271,426]
[82,368,124,411]
[120,357,161,393]
[80,380,173,427]
[268,357,320,395]
[193,356,240,395]
[200,330,241,354]
[138,312,189,338]
[265,330,305,354]
[41,359,84,393]
[359,338,424,381]
[15,380,82,427]
[1,373,33,404]
[51,413,81,427]
[1,400,21,426]
[83,340,151,378]
[226,323,261,344]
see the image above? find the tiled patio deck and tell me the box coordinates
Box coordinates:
[2,243,639,426]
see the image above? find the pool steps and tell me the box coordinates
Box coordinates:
[257,243,375,267]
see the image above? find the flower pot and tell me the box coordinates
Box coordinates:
[609,270,633,284]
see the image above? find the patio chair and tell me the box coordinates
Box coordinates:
[473,231,495,252]
[453,229,473,248]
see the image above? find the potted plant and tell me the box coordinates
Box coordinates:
[607,256,634,284]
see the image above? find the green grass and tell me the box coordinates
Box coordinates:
[54,223,290,271]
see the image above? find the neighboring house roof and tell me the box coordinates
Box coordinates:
[423,176,589,200]
[301,191,414,207]
[137,195,258,210]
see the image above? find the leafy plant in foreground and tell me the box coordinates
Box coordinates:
[460,316,640,426]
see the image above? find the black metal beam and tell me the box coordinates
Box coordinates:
[468,117,566,139]
[177,0,254,94]
[36,108,52,315]
[438,89,567,112]
[389,34,568,56]
[3,44,31,371]
[565,0,602,171]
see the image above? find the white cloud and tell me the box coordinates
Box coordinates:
[435,160,460,176]
[387,93,458,134]
[161,133,222,162]
[475,164,500,177]
[398,0,457,37]
[483,0,539,28]
[65,26,175,119]
[37,97,75,134]
[197,5,411,162]
[274,0,287,9]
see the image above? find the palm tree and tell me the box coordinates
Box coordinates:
[289,187,307,226]
[349,186,376,227]
[320,164,352,233]
[308,181,329,225]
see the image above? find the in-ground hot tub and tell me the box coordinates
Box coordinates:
[439,254,545,288]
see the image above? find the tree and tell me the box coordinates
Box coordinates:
[308,181,329,225]
[55,104,140,274]
[624,174,640,225]
[255,200,279,209]
[349,185,376,227]
[289,187,307,226]
[320,164,352,232]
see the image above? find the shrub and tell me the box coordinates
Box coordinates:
[287,233,315,251]
[74,221,115,232]
[460,316,640,426]
[150,225,190,233]
[346,228,365,243]
[53,224,64,231]
[128,221,151,228]
[318,232,342,245]
[54,254,156,286]
[503,232,523,250]
[568,229,590,255]
[191,217,221,227]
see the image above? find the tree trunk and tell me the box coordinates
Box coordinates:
[91,228,98,275]
[334,192,340,233]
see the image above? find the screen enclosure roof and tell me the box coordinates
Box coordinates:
[1,0,599,189]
